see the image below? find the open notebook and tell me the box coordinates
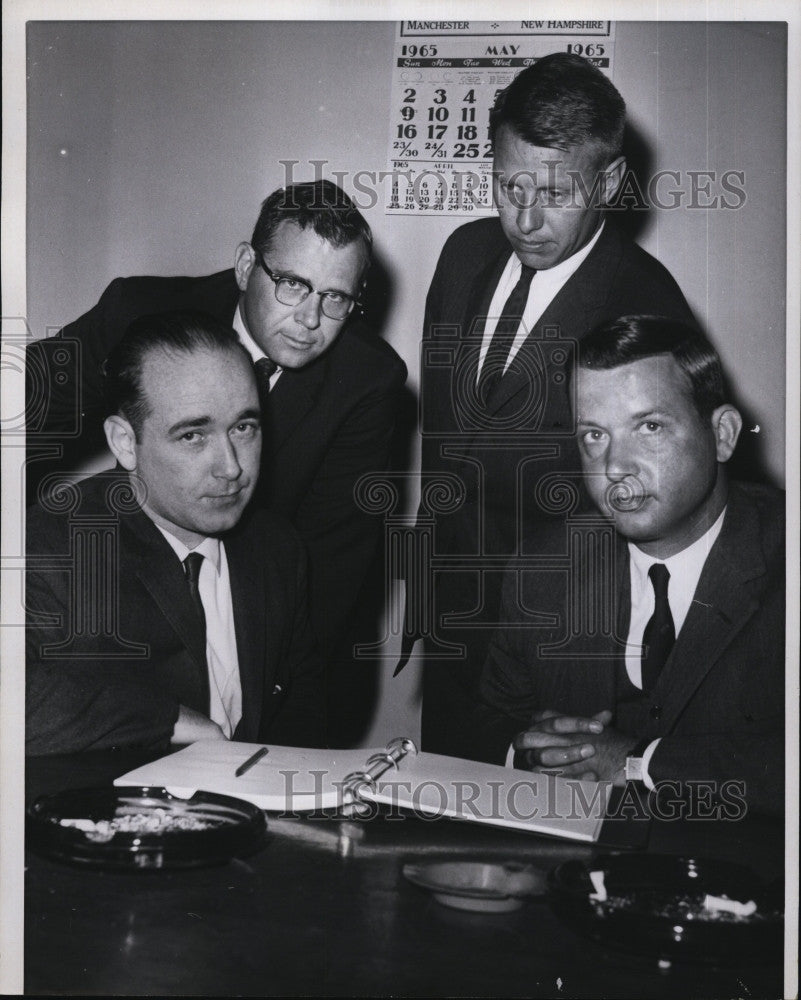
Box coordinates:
[115,737,613,843]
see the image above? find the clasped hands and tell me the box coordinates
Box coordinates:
[513,709,634,784]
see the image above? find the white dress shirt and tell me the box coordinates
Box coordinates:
[234,303,283,390]
[625,507,727,785]
[504,507,727,777]
[157,526,243,738]
[477,221,606,381]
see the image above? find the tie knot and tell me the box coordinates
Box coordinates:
[184,551,204,585]
[520,264,537,283]
[648,562,670,598]
[255,356,278,380]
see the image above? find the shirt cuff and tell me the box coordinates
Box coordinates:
[640,738,661,790]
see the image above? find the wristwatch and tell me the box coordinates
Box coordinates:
[624,738,652,783]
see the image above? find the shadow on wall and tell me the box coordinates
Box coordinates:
[716,350,778,489]
[611,122,653,244]
[360,246,395,336]
[603,122,777,489]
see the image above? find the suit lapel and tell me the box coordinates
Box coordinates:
[482,333,545,417]
[482,223,624,419]
[459,247,513,388]
[465,249,511,335]
[651,491,767,732]
[265,352,328,454]
[124,508,209,680]
[122,473,269,737]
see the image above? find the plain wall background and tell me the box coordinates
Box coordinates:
[26,20,787,745]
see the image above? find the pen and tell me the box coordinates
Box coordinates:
[235,746,269,777]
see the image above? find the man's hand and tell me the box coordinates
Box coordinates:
[513,709,633,783]
[171,705,227,746]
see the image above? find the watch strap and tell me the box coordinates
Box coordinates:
[624,737,652,783]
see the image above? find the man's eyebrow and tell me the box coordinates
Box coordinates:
[234,407,261,423]
[268,265,313,287]
[576,409,669,427]
[629,408,670,420]
[272,267,352,297]
[167,416,211,435]
[167,408,261,435]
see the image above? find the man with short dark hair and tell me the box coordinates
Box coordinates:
[27,181,407,662]
[474,316,784,815]
[415,53,697,758]
[27,312,324,754]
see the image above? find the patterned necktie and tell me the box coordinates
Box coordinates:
[478,264,536,401]
[641,563,675,692]
[255,357,278,406]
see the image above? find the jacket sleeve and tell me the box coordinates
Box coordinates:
[292,350,407,654]
[418,226,461,478]
[649,531,785,818]
[261,537,327,749]
[26,277,130,436]
[25,503,184,755]
[648,729,784,818]
[472,571,544,765]
[26,554,180,755]
[26,279,132,507]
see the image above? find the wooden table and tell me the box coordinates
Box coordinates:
[25,751,785,997]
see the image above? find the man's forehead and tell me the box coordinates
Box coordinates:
[576,355,696,408]
[140,342,240,376]
[139,344,255,417]
[270,219,357,256]
[493,128,606,175]
[267,219,367,281]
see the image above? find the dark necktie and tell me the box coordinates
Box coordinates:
[255,356,278,404]
[477,264,536,401]
[183,551,207,645]
[641,563,675,692]
[183,551,210,711]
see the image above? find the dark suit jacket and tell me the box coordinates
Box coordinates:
[26,471,325,755]
[417,217,697,756]
[25,270,407,653]
[475,482,785,816]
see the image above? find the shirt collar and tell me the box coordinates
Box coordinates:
[155,524,222,576]
[233,302,282,374]
[628,504,727,588]
[510,219,605,284]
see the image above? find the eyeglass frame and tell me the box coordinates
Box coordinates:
[253,249,360,321]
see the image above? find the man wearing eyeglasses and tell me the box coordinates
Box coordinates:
[26,181,407,705]
[234,189,368,372]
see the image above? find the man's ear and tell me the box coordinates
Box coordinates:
[601,155,626,204]
[711,404,743,463]
[104,415,138,471]
[234,242,255,293]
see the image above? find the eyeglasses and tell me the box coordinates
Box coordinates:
[255,251,358,321]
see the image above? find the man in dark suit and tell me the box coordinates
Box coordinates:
[26,180,407,660]
[27,312,324,755]
[414,53,696,757]
[475,316,784,816]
